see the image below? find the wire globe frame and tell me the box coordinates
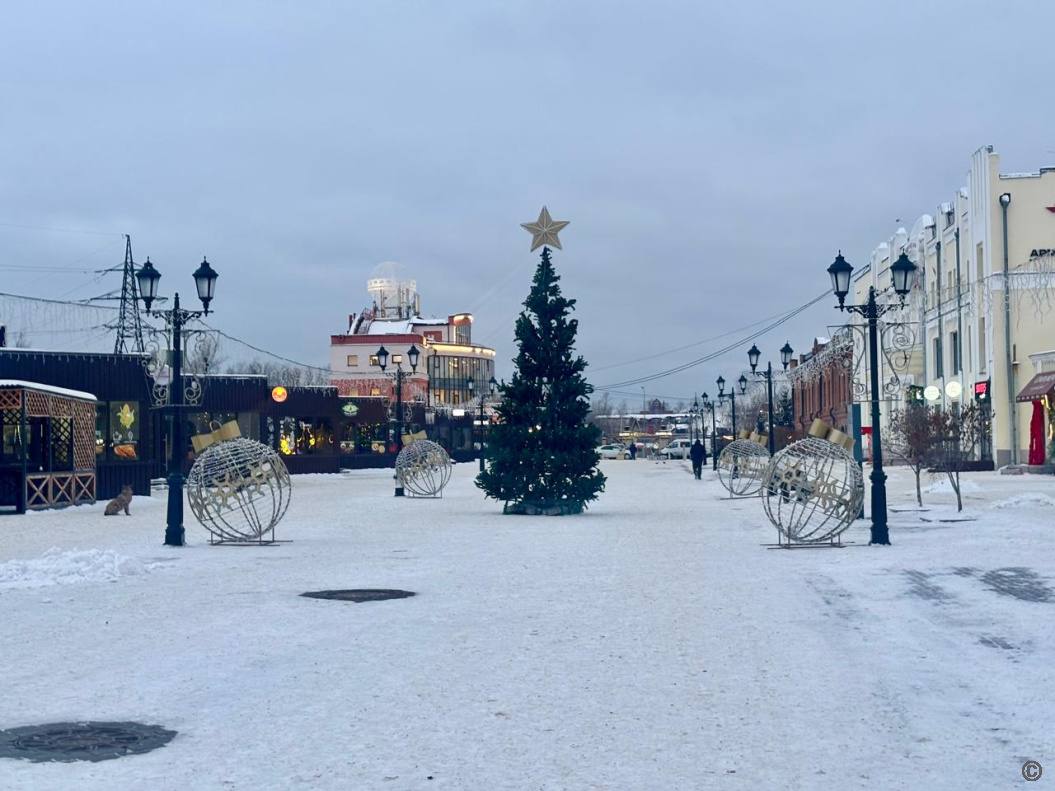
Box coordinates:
[186,438,292,544]
[396,440,452,498]
[761,436,864,544]
[717,439,771,496]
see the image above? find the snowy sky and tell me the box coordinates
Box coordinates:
[3,1,1054,407]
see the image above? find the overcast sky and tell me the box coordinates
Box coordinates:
[3,1,1054,408]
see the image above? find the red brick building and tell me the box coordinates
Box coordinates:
[788,336,852,438]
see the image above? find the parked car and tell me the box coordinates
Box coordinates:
[658,438,694,459]
[597,443,632,460]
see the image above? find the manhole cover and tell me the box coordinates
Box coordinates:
[300,589,416,602]
[0,721,176,763]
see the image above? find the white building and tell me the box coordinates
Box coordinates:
[329,262,497,408]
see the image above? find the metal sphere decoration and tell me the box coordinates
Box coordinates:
[761,436,864,543]
[186,438,292,543]
[717,438,771,496]
[395,440,452,498]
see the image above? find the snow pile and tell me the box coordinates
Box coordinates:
[990,492,1055,510]
[922,477,982,495]
[0,548,156,589]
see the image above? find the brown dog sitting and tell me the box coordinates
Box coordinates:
[104,485,133,516]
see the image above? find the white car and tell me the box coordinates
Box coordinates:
[658,438,694,459]
[597,443,632,460]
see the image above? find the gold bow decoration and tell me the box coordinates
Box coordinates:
[191,420,242,454]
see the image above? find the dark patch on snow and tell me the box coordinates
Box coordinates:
[301,589,416,602]
[0,721,176,763]
[979,568,1053,603]
[977,635,1016,650]
[951,567,979,578]
[903,570,953,602]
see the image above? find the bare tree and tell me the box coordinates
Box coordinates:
[888,402,935,507]
[930,404,984,513]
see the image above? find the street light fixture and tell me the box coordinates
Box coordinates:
[715,375,740,443]
[701,392,718,470]
[468,375,500,472]
[135,256,220,547]
[827,249,917,545]
[375,343,418,496]
[745,342,793,454]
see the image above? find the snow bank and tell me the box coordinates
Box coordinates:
[922,477,982,495]
[0,548,157,589]
[990,492,1055,509]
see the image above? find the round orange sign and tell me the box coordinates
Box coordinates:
[271,386,288,403]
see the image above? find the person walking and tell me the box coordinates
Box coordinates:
[628,441,637,460]
[690,439,705,480]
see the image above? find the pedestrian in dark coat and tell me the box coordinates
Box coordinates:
[690,439,705,479]
[628,441,637,460]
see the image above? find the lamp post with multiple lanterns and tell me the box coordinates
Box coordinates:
[374,343,420,497]
[467,375,498,472]
[826,249,917,545]
[700,393,718,470]
[715,374,747,437]
[135,256,219,547]
[746,342,794,455]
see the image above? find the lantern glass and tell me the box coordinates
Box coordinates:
[192,257,218,312]
[375,345,389,371]
[747,344,761,372]
[136,258,161,308]
[780,342,794,369]
[737,374,748,394]
[827,251,853,304]
[890,252,916,298]
[716,376,725,396]
[407,344,420,371]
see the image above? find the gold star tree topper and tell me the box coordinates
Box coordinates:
[521,206,569,251]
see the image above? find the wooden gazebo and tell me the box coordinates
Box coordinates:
[0,381,97,513]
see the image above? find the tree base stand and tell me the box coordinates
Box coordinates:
[504,500,585,516]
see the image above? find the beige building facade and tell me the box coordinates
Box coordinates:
[857,146,1055,466]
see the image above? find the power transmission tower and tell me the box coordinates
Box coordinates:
[111,234,145,353]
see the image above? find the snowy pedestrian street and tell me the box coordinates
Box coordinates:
[1,460,1053,790]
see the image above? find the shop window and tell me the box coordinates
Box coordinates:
[110,401,140,461]
[278,417,335,455]
[95,403,107,456]
[369,355,379,366]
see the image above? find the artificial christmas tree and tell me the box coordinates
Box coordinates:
[476,210,605,515]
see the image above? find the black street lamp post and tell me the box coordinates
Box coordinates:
[715,374,746,434]
[827,250,916,545]
[374,343,420,497]
[747,342,793,455]
[136,256,219,547]
[467,375,498,472]
[701,392,718,470]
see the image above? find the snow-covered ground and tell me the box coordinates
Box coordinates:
[0,460,1052,790]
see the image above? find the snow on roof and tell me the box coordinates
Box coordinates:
[0,380,97,402]
[363,316,448,334]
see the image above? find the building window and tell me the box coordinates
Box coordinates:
[950,331,960,374]
[978,317,986,373]
[346,354,359,367]
[933,338,943,378]
[368,355,379,367]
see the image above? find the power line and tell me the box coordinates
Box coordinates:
[0,221,121,237]
[595,290,829,390]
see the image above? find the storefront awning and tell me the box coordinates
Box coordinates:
[1016,371,1055,402]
